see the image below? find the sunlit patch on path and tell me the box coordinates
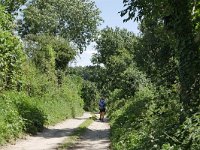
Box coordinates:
[1,113,91,150]
[69,116,110,150]
[0,113,110,150]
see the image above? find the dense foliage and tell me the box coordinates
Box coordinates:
[18,0,102,52]
[0,5,25,90]
[0,0,27,13]
[0,30,24,90]
[68,66,101,111]
[0,74,84,144]
[0,0,101,146]
[96,0,200,149]
[92,27,138,97]
[121,0,200,115]
[1,0,199,149]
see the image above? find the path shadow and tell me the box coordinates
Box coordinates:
[29,116,110,150]
[35,127,75,139]
[78,128,110,141]
[73,117,90,120]
[33,117,109,139]
[67,119,110,150]
[57,129,110,150]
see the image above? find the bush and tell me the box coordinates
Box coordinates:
[109,82,184,150]
[0,92,45,139]
[0,75,84,145]
[109,84,156,150]
[0,30,24,90]
[14,95,46,134]
[81,80,100,111]
[40,75,84,125]
[0,93,24,144]
[175,112,200,149]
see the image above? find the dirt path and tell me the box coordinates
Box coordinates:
[1,113,110,150]
[69,115,110,150]
[1,113,91,150]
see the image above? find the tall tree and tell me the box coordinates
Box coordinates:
[18,0,102,52]
[24,34,76,72]
[121,0,200,115]
[93,27,140,97]
[135,17,178,86]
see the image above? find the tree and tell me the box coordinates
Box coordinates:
[93,27,139,97]
[121,0,200,116]
[0,5,24,90]
[0,0,27,13]
[24,34,76,72]
[0,5,13,30]
[134,17,178,86]
[18,0,102,52]
[24,34,56,73]
[93,27,136,66]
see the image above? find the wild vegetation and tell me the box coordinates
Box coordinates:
[0,0,101,145]
[0,0,200,149]
[88,1,199,149]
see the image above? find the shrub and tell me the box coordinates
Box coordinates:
[81,80,99,111]
[109,83,185,150]
[109,84,156,150]
[0,75,84,145]
[0,93,24,144]
[0,30,24,90]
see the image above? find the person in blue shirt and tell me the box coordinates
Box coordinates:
[99,96,106,121]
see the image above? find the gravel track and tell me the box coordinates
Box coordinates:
[68,115,110,150]
[0,112,110,150]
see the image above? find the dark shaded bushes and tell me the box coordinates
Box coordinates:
[109,82,200,149]
[0,74,84,145]
[81,80,99,111]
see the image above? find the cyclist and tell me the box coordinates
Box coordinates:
[99,97,106,121]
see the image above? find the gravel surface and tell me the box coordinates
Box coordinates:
[69,115,110,150]
[1,112,91,150]
[0,113,110,150]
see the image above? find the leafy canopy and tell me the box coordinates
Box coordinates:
[18,0,103,52]
[0,0,27,13]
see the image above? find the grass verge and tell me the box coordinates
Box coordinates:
[57,114,96,150]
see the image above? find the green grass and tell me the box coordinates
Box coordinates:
[57,115,96,150]
[0,75,84,145]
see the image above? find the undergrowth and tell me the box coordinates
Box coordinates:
[0,75,84,145]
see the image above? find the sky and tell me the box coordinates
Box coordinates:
[70,0,139,67]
